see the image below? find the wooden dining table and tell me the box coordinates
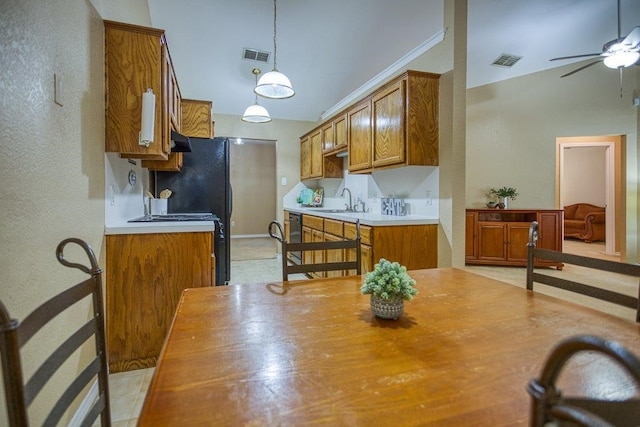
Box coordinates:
[137,268,640,426]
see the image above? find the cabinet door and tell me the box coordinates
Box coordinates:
[506,223,530,261]
[537,212,561,251]
[324,233,345,278]
[105,232,211,372]
[310,129,323,178]
[105,22,169,160]
[465,211,478,260]
[300,137,311,179]
[372,79,405,167]
[166,51,181,133]
[348,100,372,172]
[311,228,325,279]
[322,121,334,153]
[181,99,212,137]
[302,226,313,265]
[477,223,507,261]
[334,114,347,150]
[361,244,374,275]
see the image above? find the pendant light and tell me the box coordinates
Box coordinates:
[242,68,272,123]
[255,0,295,99]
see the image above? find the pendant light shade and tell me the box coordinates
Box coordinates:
[255,0,294,99]
[242,102,271,123]
[255,70,294,99]
[243,68,272,123]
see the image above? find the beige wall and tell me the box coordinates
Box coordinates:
[229,142,277,236]
[466,61,639,261]
[0,0,150,424]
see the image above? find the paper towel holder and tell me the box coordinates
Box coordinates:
[139,88,155,147]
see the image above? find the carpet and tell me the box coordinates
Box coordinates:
[231,237,278,261]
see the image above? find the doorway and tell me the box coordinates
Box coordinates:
[556,135,624,258]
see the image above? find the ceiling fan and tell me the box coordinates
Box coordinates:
[550,0,640,77]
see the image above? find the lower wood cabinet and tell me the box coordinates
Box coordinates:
[296,212,437,277]
[465,209,563,269]
[105,231,213,373]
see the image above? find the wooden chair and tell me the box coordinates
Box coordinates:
[0,238,110,426]
[269,220,361,281]
[526,221,640,322]
[527,334,640,426]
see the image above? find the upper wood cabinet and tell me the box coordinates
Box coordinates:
[300,69,440,176]
[142,99,212,172]
[181,99,213,137]
[300,128,342,180]
[333,114,348,152]
[347,99,373,173]
[321,122,334,153]
[372,78,405,167]
[105,20,181,161]
[310,129,323,179]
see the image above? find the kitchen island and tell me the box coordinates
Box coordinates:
[104,219,216,372]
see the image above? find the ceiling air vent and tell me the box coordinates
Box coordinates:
[491,53,522,68]
[243,48,270,63]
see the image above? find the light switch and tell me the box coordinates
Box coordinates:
[281,177,287,186]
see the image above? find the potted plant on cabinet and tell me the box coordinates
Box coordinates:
[361,259,418,320]
[489,186,518,209]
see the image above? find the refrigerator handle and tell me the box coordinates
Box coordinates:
[229,184,233,216]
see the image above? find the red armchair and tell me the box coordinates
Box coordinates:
[563,203,606,243]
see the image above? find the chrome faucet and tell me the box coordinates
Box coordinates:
[341,187,353,211]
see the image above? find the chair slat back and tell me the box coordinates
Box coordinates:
[269,219,362,281]
[0,238,111,427]
[526,221,640,322]
[527,334,640,426]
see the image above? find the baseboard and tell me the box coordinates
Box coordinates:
[231,234,269,239]
[69,380,98,427]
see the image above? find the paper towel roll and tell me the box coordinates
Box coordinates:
[139,88,155,147]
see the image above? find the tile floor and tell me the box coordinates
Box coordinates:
[107,239,632,424]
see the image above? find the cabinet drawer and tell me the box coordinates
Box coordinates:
[345,222,372,245]
[303,215,324,231]
[324,218,343,237]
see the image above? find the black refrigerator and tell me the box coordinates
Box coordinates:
[155,137,231,285]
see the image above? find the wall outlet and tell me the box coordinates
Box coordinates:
[281,177,287,186]
[231,220,235,227]
[425,190,432,206]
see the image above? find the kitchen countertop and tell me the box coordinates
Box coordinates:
[284,206,439,226]
[104,220,215,235]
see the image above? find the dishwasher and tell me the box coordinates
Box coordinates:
[288,212,302,265]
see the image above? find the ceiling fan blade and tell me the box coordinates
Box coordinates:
[550,53,602,61]
[560,59,603,78]
[621,26,640,49]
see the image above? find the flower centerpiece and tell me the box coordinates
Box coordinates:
[361,258,417,320]
[489,186,518,209]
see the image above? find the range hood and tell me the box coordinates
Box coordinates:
[170,130,192,152]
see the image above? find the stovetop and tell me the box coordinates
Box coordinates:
[128,213,218,223]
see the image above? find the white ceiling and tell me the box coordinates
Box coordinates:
[148,0,640,123]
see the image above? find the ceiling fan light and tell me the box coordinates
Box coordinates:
[603,50,640,69]
[242,102,272,123]
[255,70,295,99]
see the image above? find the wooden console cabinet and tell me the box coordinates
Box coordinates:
[465,209,563,269]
